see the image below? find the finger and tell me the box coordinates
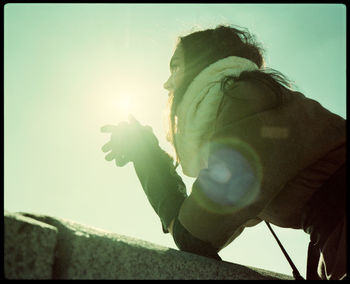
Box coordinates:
[105,151,117,161]
[101,121,130,134]
[128,114,141,125]
[101,141,112,153]
[128,114,137,122]
[101,125,118,133]
[115,155,129,167]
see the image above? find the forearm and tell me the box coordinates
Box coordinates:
[176,164,262,250]
[166,217,221,260]
[132,147,221,260]
[132,144,187,232]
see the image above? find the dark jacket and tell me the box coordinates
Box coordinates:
[178,76,345,248]
[134,72,346,279]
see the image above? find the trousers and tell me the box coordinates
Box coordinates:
[301,164,346,280]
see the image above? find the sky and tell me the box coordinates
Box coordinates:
[4,3,346,278]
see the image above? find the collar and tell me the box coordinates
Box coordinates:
[175,56,258,177]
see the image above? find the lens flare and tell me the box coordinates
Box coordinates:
[193,137,262,214]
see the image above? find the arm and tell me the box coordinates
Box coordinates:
[139,79,279,254]
[101,118,221,259]
[101,119,187,233]
[131,143,187,233]
[132,143,222,260]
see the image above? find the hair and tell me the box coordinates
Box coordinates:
[166,24,293,165]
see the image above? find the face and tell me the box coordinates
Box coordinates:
[163,43,185,95]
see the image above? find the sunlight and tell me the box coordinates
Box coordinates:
[118,95,133,116]
[106,92,137,123]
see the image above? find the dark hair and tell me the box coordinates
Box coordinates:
[167,25,293,164]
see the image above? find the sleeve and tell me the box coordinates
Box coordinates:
[133,144,223,260]
[132,143,188,233]
[172,217,222,260]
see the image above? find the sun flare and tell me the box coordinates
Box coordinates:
[119,96,133,114]
[115,95,135,120]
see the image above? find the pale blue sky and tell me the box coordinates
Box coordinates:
[4,4,346,278]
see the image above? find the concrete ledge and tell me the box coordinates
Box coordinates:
[4,211,58,279]
[4,211,293,280]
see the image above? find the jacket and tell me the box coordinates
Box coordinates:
[177,74,346,250]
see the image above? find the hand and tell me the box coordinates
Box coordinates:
[101,115,159,167]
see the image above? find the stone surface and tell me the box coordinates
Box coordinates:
[4,211,58,279]
[4,211,294,280]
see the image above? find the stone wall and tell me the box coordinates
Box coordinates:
[4,211,293,280]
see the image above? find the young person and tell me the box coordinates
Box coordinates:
[101,25,346,280]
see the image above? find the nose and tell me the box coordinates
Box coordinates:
[163,76,171,91]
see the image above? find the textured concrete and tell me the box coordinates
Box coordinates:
[4,211,58,279]
[4,211,294,280]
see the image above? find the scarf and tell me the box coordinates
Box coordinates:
[175,56,259,177]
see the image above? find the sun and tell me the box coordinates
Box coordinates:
[119,96,132,113]
[117,95,134,118]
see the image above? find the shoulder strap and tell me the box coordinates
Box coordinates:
[265,221,304,280]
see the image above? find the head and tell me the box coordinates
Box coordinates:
[164,25,265,163]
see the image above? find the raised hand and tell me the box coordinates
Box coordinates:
[101,115,159,167]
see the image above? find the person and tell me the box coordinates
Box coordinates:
[101,25,346,280]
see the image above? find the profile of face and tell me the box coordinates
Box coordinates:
[163,43,185,95]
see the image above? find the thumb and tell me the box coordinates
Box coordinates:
[128,114,141,125]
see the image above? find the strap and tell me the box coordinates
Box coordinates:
[265,221,305,280]
[306,241,322,280]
